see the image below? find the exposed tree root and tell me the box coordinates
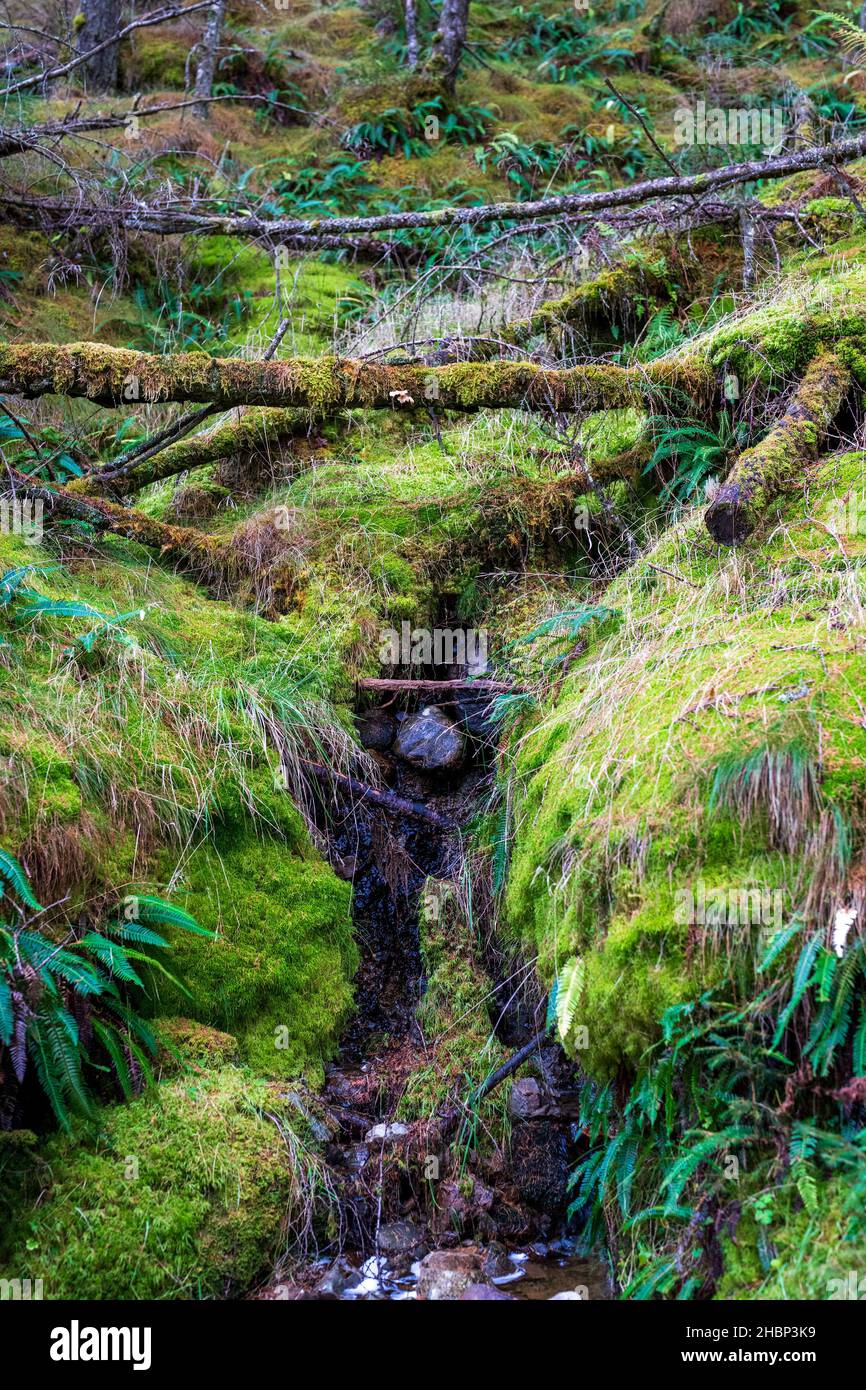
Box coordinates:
[704,349,850,546]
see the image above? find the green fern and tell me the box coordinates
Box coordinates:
[554,955,585,1045]
[0,848,43,910]
[0,850,209,1126]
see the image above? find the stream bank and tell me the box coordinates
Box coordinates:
[262,658,611,1300]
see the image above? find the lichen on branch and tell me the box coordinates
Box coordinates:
[704,349,850,546]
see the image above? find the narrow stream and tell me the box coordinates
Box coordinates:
[267,657,611,1300]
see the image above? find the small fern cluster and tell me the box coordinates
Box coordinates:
[0,849,211,1130]
[565,921,866,1297]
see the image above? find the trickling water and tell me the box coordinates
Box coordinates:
[267,669,600,1300]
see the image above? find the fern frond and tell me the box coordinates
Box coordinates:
[0,848,42,910]
[126,896,214,937]
[554,955,585,1045]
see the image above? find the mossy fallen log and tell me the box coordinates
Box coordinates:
[498,263,668,351]
[0,340,713,414]
[5,467,228,577]
[704,348,850,546]
[76,407,316,498]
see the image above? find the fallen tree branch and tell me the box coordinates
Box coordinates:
[0,192,407,260]
[0,340,713,414]
[303,761,456,829]
[3,131,863,242]
[0,1,214,99]
[704,348,850,545]
[77,407,315,497]
[470,1032,545,1105]
[0,94,325,161]
[2,466,227,574]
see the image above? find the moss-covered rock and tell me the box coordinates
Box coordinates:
[0,1067,329,1299]
[152,832,356,1083]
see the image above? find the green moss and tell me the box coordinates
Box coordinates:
[156,1018,240,1073]
[396,880,507,1138]
[717,1179,866,1301]
[151,832,356,1084]
[120,32,189,89]
[0,1067,327,1299]
[504,450,866,1079]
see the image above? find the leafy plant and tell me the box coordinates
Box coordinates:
[643,413,747,503]
[567,922,866,1297]
[345,97,493,160]
[0,853,212,1129]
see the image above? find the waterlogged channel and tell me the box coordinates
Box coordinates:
[324,1246,611,1301]
[268,660,609,1302]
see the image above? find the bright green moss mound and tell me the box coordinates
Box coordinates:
[717,1178,866,1301]
[0,1068,324,1300]
[0,525,361,1081]
[154,833,356,1083]
[505,451,866,1079]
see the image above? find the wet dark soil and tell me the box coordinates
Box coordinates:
[272,671,598,1299]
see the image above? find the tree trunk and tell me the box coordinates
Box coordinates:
[405,0,419,69]
[193,0,226,120]
[704,350,849,546]
[76,0,122,92]
[427,0,469,94]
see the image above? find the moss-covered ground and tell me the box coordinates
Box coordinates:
[3,0,866,1303]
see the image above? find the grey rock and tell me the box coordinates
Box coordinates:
[364,1121,410,1143]
[377,1221,427,1256]
[510,1076,542,1119]
[460,1283,516,1300]
[316,1259,361,1298]
[393,706,465,771]
[481,1242,512,1280]
[357,709,396,751]
[416,1249,484,1301]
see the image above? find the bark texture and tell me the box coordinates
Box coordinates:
[76,0,122,92]
[193,0,227,119]
[0,341,713,414]
[426,0,469,93]
[704,349,850,546]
